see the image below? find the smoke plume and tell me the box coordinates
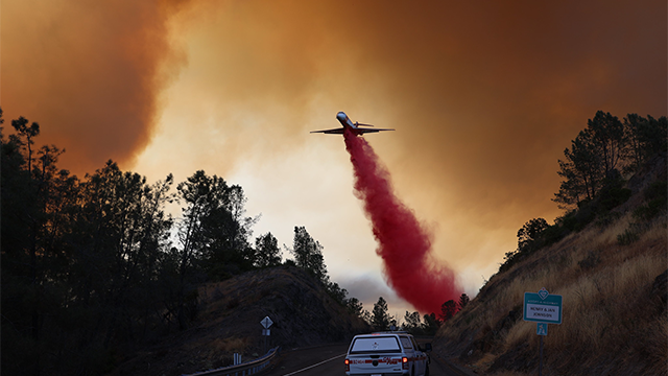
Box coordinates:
[344,128,462,314]
[2,0,191,175]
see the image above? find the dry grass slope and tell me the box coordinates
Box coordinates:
[434,159,667,376]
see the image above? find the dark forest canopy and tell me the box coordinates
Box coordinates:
[553,111,666,208]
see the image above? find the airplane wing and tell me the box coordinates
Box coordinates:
[310,128,345,134]
[310,126,395,135]
[357,128,395,134]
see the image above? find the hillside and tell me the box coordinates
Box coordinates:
[433,153,667,375]
[109,266,370,376]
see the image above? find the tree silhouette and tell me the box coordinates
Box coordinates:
[554,127,603,207]
[421,312,440,334]
[458,293,470,310]
[554,111,667,209]
[254,232,282,267]
[587,111,626,177]
[403,311,422,334]
[346,297,365,318]
[440,300,458,321]
[371,296,393,331]
[176,170,256,280]
[74,161,175,343]
[517,218,549,251]
[289,226,328,282]
[625,114,668,171]
[10,116,40,176]
[2,116,180,374]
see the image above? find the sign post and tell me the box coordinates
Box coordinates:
[261,316,273,355]
[523,288,562,376]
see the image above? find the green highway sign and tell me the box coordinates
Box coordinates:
[523,288,562,324]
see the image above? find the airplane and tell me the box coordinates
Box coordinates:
[310,111,395,136]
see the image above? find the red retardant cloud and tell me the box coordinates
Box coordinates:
[344,128,462,314]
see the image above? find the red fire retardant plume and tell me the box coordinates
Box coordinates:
[343,129,462,314]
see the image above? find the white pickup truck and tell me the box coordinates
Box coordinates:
[344,332,431,376]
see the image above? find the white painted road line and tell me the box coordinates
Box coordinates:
[281,353,346,376]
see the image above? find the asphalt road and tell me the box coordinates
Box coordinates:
[261,342,473,376]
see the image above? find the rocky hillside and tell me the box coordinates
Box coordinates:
[109,266,370,376]
[433,153,667,375]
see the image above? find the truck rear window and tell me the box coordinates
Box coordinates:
[350,336,401,353]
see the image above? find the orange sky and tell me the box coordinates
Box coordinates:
[3,0,666,315]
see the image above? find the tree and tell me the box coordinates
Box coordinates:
[289,226,328,282]
[554,128,604,207]
[2,111,184,374]
[74,161,175,343]
[346,297,365,318]
[553,110,652,209]
[440,300,458,322]
[254,232,281,267]
[421,312,440,335]
[503,218,551,269]
[174,170,224,327]
[202,186,256,277]
[220,185,259,269]
[587,111,626,177]
[371,297,393,331]
[326,281,348,305]
[2,112,45,374]
[2,118,179,373]
[625,114,668,171]
[458,293,470,310]
[10,116,40,176]
[3,114,82,362]
[403,311,422,334]
[176,171,255,281]
[644,115,667,155]
[517,218,549,252]
[361,309,373,326]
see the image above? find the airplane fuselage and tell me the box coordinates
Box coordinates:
[310,112,394,136]
[336,111,356,129]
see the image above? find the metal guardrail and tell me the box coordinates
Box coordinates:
[184,347,280,376]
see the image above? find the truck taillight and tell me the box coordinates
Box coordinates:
[344,358,350,372]
[402,357,409,370]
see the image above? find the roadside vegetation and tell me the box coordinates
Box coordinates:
[434,110,667,375]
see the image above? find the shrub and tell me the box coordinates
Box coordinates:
[634,181,668,221]
[617,228,640,245]
[644,180,668,202]
[595,211,623,228]
[599,187,632,212]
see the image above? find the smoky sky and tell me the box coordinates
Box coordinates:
[3,0,667,297]
[4,0,665,175]
[2,0,192,174]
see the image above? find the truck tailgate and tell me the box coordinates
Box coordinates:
[348,353,404,375]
